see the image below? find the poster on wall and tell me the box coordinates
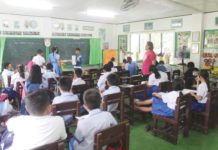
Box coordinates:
[175,31,191,58]
[204,30,218,49]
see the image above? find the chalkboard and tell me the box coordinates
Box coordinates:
[3,38,45,67]
[50,39,90,65]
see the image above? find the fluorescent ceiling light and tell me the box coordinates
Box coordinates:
[86,9,116,18]
[3,0,54,10]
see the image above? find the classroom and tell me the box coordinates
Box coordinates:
[0,0,218,150]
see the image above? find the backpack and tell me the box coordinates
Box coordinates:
[2,88,17,101]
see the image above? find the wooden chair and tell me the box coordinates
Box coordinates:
[191,92,211,134]
[52,101,80,138]
[102,92,124,122]
[7,76,11,87]
[72,84,88,105]
[115,66,123,72]
[48,78,59,92]
[94,121,130,150]
[88,69,100,87]
[129,84,147,124]
[33,140,66,150]
[82,74,92,88]
[130,75,142,85]
[152,93,191,144]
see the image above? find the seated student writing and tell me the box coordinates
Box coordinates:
[53,77,79,123]
[97,64,112,92]
[135,79,184,117]
[72,68,86,86]
[101,73,121,112]
[69,89,117,150]
[1,62,14,87]
[190,70,209,112]
[6,89,67,150]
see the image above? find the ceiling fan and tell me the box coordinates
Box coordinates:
[120,0,140,11]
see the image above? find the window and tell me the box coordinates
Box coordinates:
[162,32,174,64]
[130,33,140,61]
[139,33,150,60]
[150,32,161,54]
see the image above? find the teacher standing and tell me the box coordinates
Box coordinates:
[49,47,61,76]
[142,41,156,80]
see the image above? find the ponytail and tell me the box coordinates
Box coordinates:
[149,65,160,79]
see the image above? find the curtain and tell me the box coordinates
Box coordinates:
[0,38,6,72]
[89,38,102,65]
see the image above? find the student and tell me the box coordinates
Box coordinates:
[101,73,121,112]
[1,62,14,87]
[135,79,184,116]
[53,77,79,123]
[111,57,117,67]
[72,68,86,86]
[184,62,199,89]
[126,57,138,76]
[11,64,29,90]
[190,70,209,112]
[121,59,128,70]
[73,48,82,68]
[25,65,45,94]
[49,47,61,76]
[6,89,67,150]
[157,60,167,72]
[43,63,59,88]
[69,88,117,150]
[107,61,118,73]
[97,64,112,92]
[32,49,45,67]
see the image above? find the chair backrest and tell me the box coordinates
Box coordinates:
[102,92,124,121]
[205,92,211,114]
[120,70,130,77]
[130,75,142,85]
[32,140,65,150]
[52,101,80,117]
[82,75,92,88]
[94,121,130,150]
[174,92,191,121]
[158,81,172,93]
[72,84,88,105]
[48,78,59,91]
[131,84,147,99]
[8,76,11,87]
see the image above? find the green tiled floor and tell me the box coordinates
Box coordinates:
[130,121,218,150]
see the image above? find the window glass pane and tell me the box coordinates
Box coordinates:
[139,33,150,60]
[150,33,161,54]
[162,32,174,64]
[130,34,140,61]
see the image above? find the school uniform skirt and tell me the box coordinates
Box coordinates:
[151,96,174,117]
[191,100,206,112]
[134,85,159,100]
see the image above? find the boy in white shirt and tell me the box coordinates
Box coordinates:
[72,68,86,86]
[6,89,67,150]
[32,49,46,67]
[2,62,14,87]
[101,73,120,112]
[69,89,117,150]
[97,64,112,92]
[53,76,79,123]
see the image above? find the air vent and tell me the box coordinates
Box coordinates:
[120,0,139,11]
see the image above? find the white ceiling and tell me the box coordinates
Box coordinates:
[0,0,217,24]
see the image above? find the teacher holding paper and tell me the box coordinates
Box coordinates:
[142,41,156,80]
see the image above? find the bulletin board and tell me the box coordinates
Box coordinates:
[103,49,118,65]
[175,31,191,58]
[204,29,218,49]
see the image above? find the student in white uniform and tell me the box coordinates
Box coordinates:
[32,49,46,67]
[97,64,112,92]
[148,65,168,87]
[69,89,117,150]
[43,63,59,88]
[108,61,118,73]
[11,64,29,90]
[53,77,79,123]
[190,70,209,112]
[135,78,184,115]
[72,68,86,86]
[6,89,67,150]
[101,73,121,112]
[1,62,14,87]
